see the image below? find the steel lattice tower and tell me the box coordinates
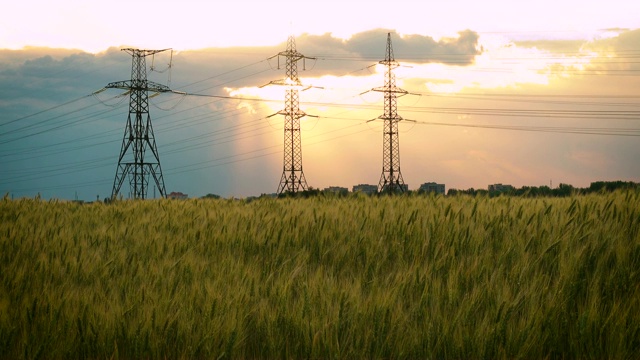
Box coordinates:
[265,36,315,194]
[372,33,408,193]
[107,48,172,200]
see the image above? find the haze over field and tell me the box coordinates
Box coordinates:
[1,0,639,199]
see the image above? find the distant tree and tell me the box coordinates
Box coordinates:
[553,183,575,197]
[537,186,553,197]
[588,181,638,193]
[325,189,349,197]
[202,193,221,199]
[300,187,321,198]
[447,189,459,196]
[476,189,489,197]
[277,187,322,199]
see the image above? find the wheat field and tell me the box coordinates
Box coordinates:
[1,191,639,358]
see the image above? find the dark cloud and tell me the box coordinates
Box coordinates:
[296,29,481,66]
[350,29,480,65]
[396,30,480,64]
[4,29,479,100]
[0,47,127,107]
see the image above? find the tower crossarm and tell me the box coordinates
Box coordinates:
[272,50,306,62]
[264,78,304,88]
[378,114,404,121]
[121,48,171,57]
[372,86,408,95]
[378,59,400,67]
[275,109,307,119]
[105,80,172,93]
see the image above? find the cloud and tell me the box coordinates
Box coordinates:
[513,39,586,54]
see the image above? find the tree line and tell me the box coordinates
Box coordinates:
[446,181,639,197]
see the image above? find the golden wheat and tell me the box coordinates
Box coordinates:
[1,191,638,358]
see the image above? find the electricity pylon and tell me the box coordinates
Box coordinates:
[263,36,316,195]
[107,48,171,200]
[372,33,408,193]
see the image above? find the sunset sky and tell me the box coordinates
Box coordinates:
[1,0,639,199]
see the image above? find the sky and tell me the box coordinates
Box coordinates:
[1,0,639,199]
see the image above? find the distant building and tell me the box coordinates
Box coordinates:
[419,182,445,195]
[167,191,188,200]
[323,186,349,194]
[352,184,378,195]
[488,184,514,193]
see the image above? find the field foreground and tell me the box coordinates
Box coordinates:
[1,192,639,358]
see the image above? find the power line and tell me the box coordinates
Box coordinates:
[164,122,367,175]
[6,90,636,161]
[0,94,92,129]
[411,119,640,136]
[0,102,122,146]
[2,86,638,161]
